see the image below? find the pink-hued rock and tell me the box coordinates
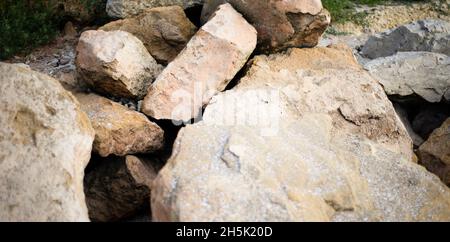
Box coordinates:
[201,0,330,52]
[141,3,257,122]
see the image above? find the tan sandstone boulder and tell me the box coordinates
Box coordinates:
[201,0,331,52]
[100,6,197,65]
[0,63,95,222]
[76,93,164,157]
[151,46,450,222]
[76,30,163,99]
[418,118,450,186]
[141,3,257,122]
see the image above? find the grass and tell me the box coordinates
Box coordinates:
[0,0,108,60]
[322,0,435,24]
[0,1,61,60]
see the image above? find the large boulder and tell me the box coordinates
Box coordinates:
[85,155,161,221]
[151,46,450,222]
[361,20,450,59]
[76,30,163,99]
[201,0,331,52]
[0,63,95,222]
[142,4,257,122]
[418,118,450,186]
[76,93,164,157]
[106,0,204,18]
[364,52,450,103]
[100,6,197,65]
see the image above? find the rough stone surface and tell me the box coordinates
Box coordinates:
[142,4,257,121]
[85,155,161,221]
[361,20,450,59]
[76,30,163,99]
[364,51,450,103]
[0,63,95,222]
[418,118,450,186]
[76,93,164,157]
[151,45,450,222]
[106,0,204,18]
[201,0,330,52]
[100,6,197,65]
[393,103,424,147]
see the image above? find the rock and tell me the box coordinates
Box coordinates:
[45,0,107,23]
[151,45,450,222]
[364,52,450,103]
[361,20,450,59]
[142,4,257,122]
[106,0,204,18]
[418,118,450,186]
[76,30,163,99]
[393,103,424,147]
[100,6,197,65]
[201,0,330,52]
[0,63,95,221]
[75,93,164,157]
[64,21,78,39]
[85,155,161,221]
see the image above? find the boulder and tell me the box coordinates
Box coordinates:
[418,118,450,186]
[0,63,95,222]
[106,0,204,18]
[361,20,450,59]
[100,6,197,65]
[201,0,330,52]
[76,30,163,99]
[76,93,164,157]
[142,4,257,122]
[85,155,161,221]
[364,52,450,103]
[151,45,450,222]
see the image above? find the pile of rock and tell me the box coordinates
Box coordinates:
[1,0,450,222]
[358,20,450,187]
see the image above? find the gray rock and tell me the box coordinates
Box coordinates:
[364,52,450,103]
[106,0,204,18]
[361,20,450,59]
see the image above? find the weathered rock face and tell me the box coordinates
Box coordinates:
[361,20,450,59]
[393,103,424,147]
[76,93,164,157]
[142,4,257,122]
[0,63,95,222]
[418,118,450,186]
[76,30,163,99]
[106,0,204,18]
[201,0,330,52]
[85,155,161,221]
[365,52,450,103]
[100,6,197,65]
[151,46,450,222]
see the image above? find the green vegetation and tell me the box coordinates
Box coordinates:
[0,0,108,60]
[322,0,434,24]
[0,1,61,60]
